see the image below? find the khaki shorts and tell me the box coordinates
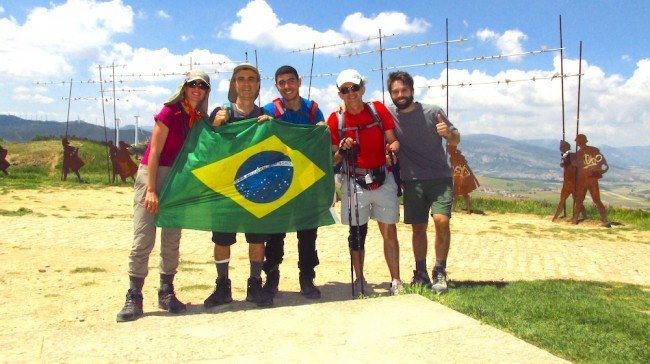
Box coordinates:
[403,178,453,224]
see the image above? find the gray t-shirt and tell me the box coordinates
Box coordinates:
[389,102,457,181]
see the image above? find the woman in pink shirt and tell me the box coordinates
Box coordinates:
[117,70,211,322]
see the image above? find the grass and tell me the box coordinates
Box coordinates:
[460,196,650,230]
[0,207,32,216]
[405,280,650,363]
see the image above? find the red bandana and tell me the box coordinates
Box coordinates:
[181,99,202,129]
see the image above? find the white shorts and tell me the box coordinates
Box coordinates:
[340,172,400,226]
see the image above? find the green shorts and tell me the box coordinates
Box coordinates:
[403,178,453,224]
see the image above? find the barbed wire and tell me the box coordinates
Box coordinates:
[337,37,467,58]
[419,72,581,89]
[374,46,563,71]
[62,97,130,101]
[289,33,398,53]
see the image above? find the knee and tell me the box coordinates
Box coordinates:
[348,224,368,251]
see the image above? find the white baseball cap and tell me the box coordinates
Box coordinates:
[336,69,367,87]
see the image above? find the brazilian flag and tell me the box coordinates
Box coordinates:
[155,117,336,233]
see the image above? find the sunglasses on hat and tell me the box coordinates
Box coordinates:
[339,84,361,94]
[186,81,210,90]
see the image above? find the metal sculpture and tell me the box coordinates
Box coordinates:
[61,138,84,182]
[447,144,479,214]
[572,134,609,227]
[0,145,9,175]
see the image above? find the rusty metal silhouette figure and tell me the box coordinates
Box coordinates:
[571,134,609,227]
[108,141,121,183]
[61,138,84,182]
[552,140,586,222]
[0,145,10,176]
[117,141,138,182]
[447,144,479,214]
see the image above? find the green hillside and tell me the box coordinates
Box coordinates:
[1,138,130,189]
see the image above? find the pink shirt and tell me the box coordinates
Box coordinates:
[141,103,190,167]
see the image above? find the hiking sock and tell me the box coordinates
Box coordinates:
[415,260,427,272]
[216,259,229,279]
[250,261,263,279]
[160,273,174,286]
[129,276,145,292]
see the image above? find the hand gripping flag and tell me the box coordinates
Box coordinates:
[155,118,336,233]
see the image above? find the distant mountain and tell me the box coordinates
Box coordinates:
[460,134,649,182]
[521,138,650,169]
[0,115,151,144]
[2,116,648,183]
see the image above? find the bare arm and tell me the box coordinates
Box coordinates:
[145,121,170,214]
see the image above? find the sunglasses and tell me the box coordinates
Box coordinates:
[339,84,361,94]
[186,81,210,90]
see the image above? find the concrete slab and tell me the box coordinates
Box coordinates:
[1,294,567,362]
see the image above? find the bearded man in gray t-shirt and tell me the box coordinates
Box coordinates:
[387,71,461,293]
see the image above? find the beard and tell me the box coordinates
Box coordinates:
[393,95,414,110]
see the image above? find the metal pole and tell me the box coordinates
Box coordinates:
[379,29,386,103]
[99,65,111,184]
[65,78,73,137]
[446,18,450,116]
[560,15,566,140]
[308,43,316,100]
[134,115,140,145]
[576,41,583,138]
[255,49,260,106]
[112,62,118,142]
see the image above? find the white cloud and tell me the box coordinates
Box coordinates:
[621,54,631,62]
[388,56,650,147]
[180,35,192,42]
[0,6,5,14]
[0,0,134,81]
[13,85,54,104]
[476,28,527,61]
[229,0,428,54]
[156,10,170,19]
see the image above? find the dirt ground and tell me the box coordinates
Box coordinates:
[0,187,648,360]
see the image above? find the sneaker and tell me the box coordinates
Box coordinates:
[204,277,233,308]
[431,268,448,294]
[411,269,432,288]
[246,277,273,307]
[299,274,321,299]
[263,269,280,295]
[116,289,143,322]
[389,280,404,296]
[158,284,187,313]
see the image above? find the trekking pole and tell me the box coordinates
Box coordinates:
[345,148,355,298]
[349,146,364,296]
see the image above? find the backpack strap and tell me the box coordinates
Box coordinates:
[308,100,319,123]
[272,98,284,119]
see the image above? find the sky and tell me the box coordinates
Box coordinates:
[1,0,648,147]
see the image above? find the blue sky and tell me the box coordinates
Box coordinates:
[1,0,648,147]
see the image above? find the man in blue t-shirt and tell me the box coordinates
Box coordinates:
[261,65,325,300]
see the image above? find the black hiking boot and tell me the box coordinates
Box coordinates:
[411,269,432,288]
[116,289,143,322]
[299,274,321,299]
[246,277,273,307]
[158,284,187,313]
[204,277,233,308]
[263,269,280,295]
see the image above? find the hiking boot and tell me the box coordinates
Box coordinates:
[411,269,432,288]
[299,275,321,299]
[116,289,143,322]
[157,284,186,314]
[263,269,280,295]
[246,277,273,307]
[204,277,233,308]
[389,280,404,296]
[431,268,448,294]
